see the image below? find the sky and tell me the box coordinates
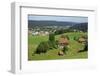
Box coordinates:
[28,15,88,23]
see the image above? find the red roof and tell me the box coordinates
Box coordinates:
[58,35,69,45]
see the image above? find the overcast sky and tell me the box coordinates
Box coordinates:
[28,15,88,23]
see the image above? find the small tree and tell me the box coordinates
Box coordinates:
[49,33,55,42]
[48,33,58,49]
[62,46,68,54]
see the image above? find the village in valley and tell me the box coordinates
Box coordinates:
[28,16,88,60]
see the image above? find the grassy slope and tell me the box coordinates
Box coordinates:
[28,32,88,60]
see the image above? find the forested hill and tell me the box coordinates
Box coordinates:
[28,20,77,28]
[70,23,88,32]
[28,20,88,32]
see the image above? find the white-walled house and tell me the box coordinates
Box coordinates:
[31,31,49,36]
[32,31,39,35]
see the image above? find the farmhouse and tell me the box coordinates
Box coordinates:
[58,35,69,49]
[32,31,39,35]
[78,37,86,43]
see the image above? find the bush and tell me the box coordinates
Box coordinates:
[62,46,68,54]
[33,33,58,55]
[35,42,49,54]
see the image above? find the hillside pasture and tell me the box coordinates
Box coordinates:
[28,32,88,60]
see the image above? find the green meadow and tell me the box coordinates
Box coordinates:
[28,32,88,61]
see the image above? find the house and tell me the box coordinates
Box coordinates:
[78,37,86,43]
[58,35,69,49]
[32,31,39,36]
[30,30,49,36]
[38,31,49,36]
[45,31,49,35]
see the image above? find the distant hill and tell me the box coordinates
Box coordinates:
[28,20,88,32]
[28,20,77,28]
[70,23,88,32]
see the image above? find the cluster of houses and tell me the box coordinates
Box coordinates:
[28,30,53,36]
[57,34,87,56]
[28,29,57,36]
[28,30,49,36]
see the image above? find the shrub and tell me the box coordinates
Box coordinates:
[35,42,49,54]
[62,46,68,54]
[33,33,58,55]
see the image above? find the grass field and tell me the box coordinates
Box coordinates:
[28,32,88,61]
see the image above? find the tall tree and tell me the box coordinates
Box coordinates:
[49,33,55,42]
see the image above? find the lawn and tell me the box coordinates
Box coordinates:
[28,32,88,61]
